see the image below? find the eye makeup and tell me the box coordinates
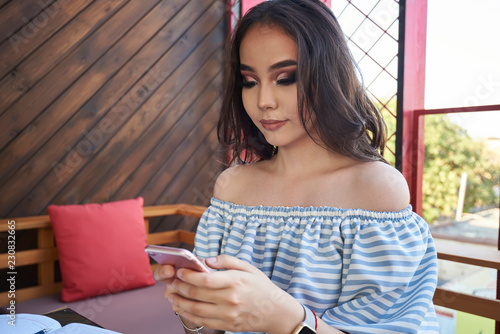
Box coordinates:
[239,60,297,89]
[241,72,257,88]
[240,70,296,88]
[276,70,296,86]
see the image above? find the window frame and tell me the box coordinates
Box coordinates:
[398,0,500,331]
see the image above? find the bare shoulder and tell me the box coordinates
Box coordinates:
[351,161,410,212]
[213,163,263,202]
[213,165,243,201]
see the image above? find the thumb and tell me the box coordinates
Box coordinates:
[154,264,175,282]
[205,254,253,272]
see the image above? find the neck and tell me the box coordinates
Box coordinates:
[272,137,352,178]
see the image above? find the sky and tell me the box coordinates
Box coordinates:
[330,0,500,139]
[425,0,500,138]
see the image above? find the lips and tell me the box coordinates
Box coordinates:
[260,119,287,130]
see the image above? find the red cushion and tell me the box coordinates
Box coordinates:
[47,197,155,302]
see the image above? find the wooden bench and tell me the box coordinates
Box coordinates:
[0,203,205,305]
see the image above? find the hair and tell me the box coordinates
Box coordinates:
[217,0,387,165]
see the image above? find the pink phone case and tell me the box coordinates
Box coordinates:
[145,245,210,273]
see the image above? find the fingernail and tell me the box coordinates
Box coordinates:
[160,266,169,277]
[166,266,173,276]
[167,294,174,303]
[206,257,217,264]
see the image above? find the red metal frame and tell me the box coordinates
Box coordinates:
[241,0,265,15]
[228,0,241,35]
[412,104,500,213]
[400,0,499,329]
[399,0,428,215]
[413,105,500,333]
[241,0,331,17]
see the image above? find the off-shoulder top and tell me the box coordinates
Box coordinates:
[193,197,439,334]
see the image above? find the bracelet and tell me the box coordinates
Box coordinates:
[175,312,204,333]
[311,309,318,330]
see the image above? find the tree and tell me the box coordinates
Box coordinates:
[372,96,397,166]
[422,114,499,222]
[373,97,499,223]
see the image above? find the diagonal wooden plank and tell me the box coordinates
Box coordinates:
[0,0,91,81]
[110,70,222,203]
[0,0,156,151]
[0,0,190,215]
[60,25,224,206]
[150,129,219,233]
[0,0,127,115]
[7,5,225,216]
[84,4,224,203]
[0,0,55,43]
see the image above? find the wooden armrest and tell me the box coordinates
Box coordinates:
[147,230,195,245]
[434,288,500,321]
[0,204,208,232]
[434,238,500,270]
[0,215,51,231]
[143,204,207,219]
[0,248,59,269]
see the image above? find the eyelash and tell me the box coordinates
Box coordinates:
[241,72,297,89]
[277,72,296,86]
[242,80,257,88]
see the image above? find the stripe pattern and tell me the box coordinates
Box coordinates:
[193,197,439,334]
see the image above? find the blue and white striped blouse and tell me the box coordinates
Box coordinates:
[193,197,440,334]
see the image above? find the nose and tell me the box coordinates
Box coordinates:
[257,85,277,111]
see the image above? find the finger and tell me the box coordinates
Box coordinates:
[171,277,220,303]
[170,293,232,329]
[169,292,220,318]
[174,308,229,333]
[178,259,262,290]
[176,268,238,290]
[205,254,254,272]
[164,284,176,299]
[154,264,175,282]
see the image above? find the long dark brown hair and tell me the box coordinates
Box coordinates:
[218,0,387,165]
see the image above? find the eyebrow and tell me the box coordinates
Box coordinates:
[240,59,297,72]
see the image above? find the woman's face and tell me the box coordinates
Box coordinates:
[239,24,314,149]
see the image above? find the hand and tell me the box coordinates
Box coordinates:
[153,264,176,296]
[154,264,206,331]
[168,255,303,334]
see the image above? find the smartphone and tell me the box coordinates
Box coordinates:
[145,245,210,273]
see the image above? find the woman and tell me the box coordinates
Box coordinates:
[156,1,439,333]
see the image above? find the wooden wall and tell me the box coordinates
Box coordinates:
[0,0,227,232]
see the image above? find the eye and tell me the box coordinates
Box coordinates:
[276,71,296,86]
[242,80,257,88]
[241,74,257,88]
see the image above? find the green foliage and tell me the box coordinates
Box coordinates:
[423,114,499,222]
[372,97,499,223]
[372,97,397,166]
